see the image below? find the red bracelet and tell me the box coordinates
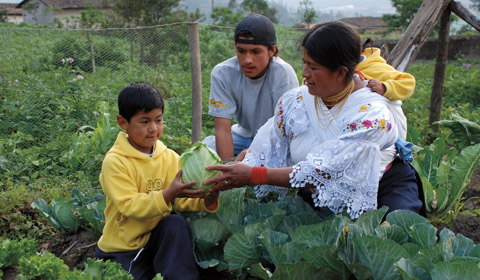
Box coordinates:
[251,166,268,185]
[206,201,218,211]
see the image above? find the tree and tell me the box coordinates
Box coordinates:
[382,0,423,30]
[0,9,6,23]
[299,0,317,25]
[113,0,203,27]
[241,0,278,23]
[211,6,244,26]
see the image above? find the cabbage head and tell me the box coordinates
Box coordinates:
[180,142,222,192]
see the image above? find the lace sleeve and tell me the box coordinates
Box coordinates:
[243,88,306,200]
[289,139,381,219]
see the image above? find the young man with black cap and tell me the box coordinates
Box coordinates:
[204,14,299,161]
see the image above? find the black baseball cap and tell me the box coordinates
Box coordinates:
[234,14,276,45]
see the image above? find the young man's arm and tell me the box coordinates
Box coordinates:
[214,117,234,161]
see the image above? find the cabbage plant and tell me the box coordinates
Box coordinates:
[180,142,222,192]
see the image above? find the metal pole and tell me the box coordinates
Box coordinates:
[188,23,202,144]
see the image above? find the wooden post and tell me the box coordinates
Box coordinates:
[429,7,451,133]
[188,23,202,144]
[387,0,451,71]
[450,1,480,32]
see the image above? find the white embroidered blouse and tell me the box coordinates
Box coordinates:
[243,85,406,219]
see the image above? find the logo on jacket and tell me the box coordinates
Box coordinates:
[146,179,163,193]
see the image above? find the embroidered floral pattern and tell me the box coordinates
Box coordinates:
[276,96,286,136]
[343,118,392,133]
[359,104,372,112]
[209,98,228,108]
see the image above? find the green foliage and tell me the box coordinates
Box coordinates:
[436,113,480,150]
[112,0,202,26]
[17,251,70,280]
[404,58,480,144]
[180,142,222,191]
[382,0,423,30]
[242,0,278,23]
[0,239,37,270]
[32,188,105,235]
[211,7,244,26]
[52,34,128,72]
[0,238,132,280]
[61,102,120,182]
[0,9,6,23]
[79,258,133,279]
[411,134,480,222]
[185,191,480,279]
[299,0,317,25]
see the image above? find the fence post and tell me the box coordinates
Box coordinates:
[188,22,202,144]
[429,7,451,133]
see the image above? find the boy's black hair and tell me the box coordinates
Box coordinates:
[118,82,164,122]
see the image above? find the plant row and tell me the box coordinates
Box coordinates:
[0,238,164,280]
[185,188,480,279]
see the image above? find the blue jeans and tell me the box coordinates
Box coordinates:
[202,132,253,156]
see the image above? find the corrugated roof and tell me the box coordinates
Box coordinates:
[339,17,387,29]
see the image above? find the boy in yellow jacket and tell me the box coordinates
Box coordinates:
[357,41,416,101]
[96,82,219,280]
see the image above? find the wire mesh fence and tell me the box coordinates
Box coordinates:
[0,22,479,186]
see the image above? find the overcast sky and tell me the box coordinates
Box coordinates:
[1,0,476,17]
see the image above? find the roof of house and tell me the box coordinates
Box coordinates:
[17,0,111,9]
[339,16,387,29]
[0,3,22,15]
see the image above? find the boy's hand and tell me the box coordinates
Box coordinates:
[163,170,205,205]
[367,79,386,95]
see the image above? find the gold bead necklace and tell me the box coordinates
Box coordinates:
[314,80,355,129]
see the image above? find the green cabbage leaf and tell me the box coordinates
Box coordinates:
[180,142,222,191]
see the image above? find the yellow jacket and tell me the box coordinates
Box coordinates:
[357,47,416,101]
[97,132,217,253]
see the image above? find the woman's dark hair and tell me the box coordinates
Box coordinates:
[118,82,164,122]
[301,21,361,84]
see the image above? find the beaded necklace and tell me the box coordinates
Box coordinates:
[314,80,355,129]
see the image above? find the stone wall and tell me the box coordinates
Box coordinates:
[372,34,480,61]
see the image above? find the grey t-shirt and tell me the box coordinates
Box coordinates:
[208,56,299,138]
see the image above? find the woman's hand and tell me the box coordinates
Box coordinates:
[235,149,248,161]
[204,162,253,192]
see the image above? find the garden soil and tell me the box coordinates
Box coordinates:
[3,169,480,280]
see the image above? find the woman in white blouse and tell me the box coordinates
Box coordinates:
[204,21,424,219]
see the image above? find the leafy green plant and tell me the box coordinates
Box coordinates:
[61,101,120,183]
[409,115,480,222]
[77,258,133,280]
[436,113,480,150]
[0,239,37,277]
[17,251,70,280]
[184,188,480,279]
[32,188,105,235]
[32,197,81,235]
[180,142,222,191]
